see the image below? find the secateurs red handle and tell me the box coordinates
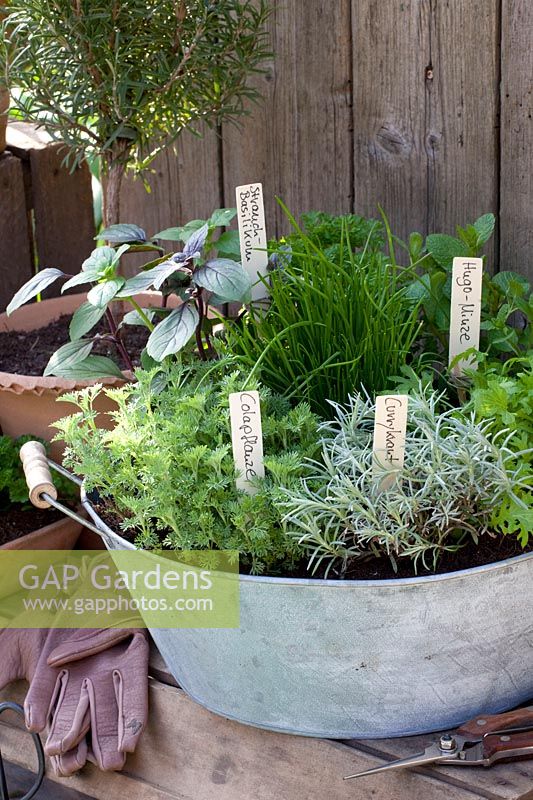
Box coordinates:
[344,704,533,780]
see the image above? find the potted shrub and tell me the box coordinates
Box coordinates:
[0,434,81,550]
[49,210,533,739]
[0,0,270,449]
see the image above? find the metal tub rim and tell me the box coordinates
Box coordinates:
[81,486,533,587]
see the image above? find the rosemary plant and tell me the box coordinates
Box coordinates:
[1,0,271,226]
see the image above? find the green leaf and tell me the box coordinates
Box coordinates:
[473,214,495,246]
[120,308,156,327]
[99,223,147,244]
[43,340,94,377]
[215,229,242,259]
[425,234,468,269]
[408,232,424,261]
[146,303,199,360]
[152,227,186,241]
[61,270,102,292]
[48,354,125,380]
[82,246,117,273]
[209,208,237,227]
[193,259,251,301]
[7,268,65,315]
[140,349,158,370]
[125,243,163,253]
[116,259,189,296]
[69,301,107,340]
[87,277,126,308]
[153,219,206,242]
[491,271,530,298]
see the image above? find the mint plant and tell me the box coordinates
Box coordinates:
[6,209,250,378]
[405,213,532,362]
[55,360,321,576]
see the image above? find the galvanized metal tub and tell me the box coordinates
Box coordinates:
[82,490,533,739]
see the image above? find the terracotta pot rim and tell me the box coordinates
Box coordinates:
[0,291,167,393]
[1,512,82,550]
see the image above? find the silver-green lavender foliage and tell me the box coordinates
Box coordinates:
[282,389,532,576]
[54,361,320,575]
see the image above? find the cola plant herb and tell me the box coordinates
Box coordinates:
[282,388,532,577]
[0,0,271,227]
[54,360,321,576]
[6,209,250,378]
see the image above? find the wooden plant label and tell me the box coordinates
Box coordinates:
[229,391,265,494]
[448,256,483,376]
[372,395,409,491]
[235,182,269,301]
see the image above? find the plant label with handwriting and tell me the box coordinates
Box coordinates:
[449,257,483,376]
[229,391,265,494]
[236,183,269,301]
[372,395,409,491]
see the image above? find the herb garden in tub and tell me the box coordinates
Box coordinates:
[30,209,531,739]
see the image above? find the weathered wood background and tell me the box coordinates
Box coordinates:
[117,0,532,280]
[1,0,532,307]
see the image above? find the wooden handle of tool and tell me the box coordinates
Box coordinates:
[458,707,533,738]
[459,708,533,761]
[19,441,57,509]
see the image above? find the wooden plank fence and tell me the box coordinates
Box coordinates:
[1,0,532,304]
[119,0,532,280]
[0,122,94,311]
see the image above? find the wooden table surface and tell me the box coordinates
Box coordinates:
[1,646,533,800]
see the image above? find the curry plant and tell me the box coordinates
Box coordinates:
[0,0,271,227]
[282,388,533,577]
[6,209,250,378]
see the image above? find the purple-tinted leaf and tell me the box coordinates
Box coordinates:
[99,224,147,244]
[87,277,126,308]
[116,259,190,297]
[183,223,209,259]
[194,258,251,302]
[146,303,199,360]
[43,339,94,376]
[7,268,64,315]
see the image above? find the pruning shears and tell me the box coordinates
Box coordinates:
[344,705,533,780]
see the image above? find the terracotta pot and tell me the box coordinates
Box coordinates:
[1,514,82,551]
[0,292,168,460]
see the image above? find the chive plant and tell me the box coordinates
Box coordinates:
[225,210,421,416]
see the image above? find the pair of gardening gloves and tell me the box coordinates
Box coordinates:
[0,626,149,776]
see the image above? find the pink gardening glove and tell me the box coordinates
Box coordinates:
[36,628,150,772]
[0,628,88,776]
[0,627,149,776]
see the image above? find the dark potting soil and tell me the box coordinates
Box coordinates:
[93,496,533,581]
[0,505,65,547]
[0,314,150,375]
